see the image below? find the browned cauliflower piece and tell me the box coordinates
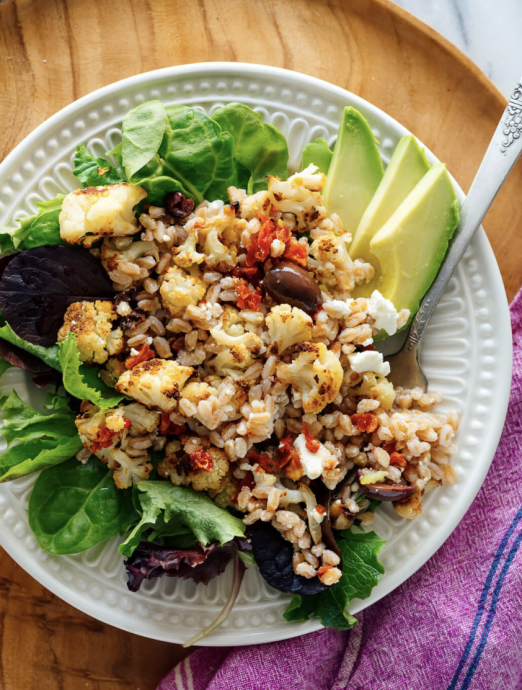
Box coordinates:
[59,183,147,247]
[159,265,207,317]
[116,358,193,412]
[276,342,343,414]
[57,300,123,365]
[158,444,229,492]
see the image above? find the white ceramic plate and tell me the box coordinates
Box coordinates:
[0,63,512,646]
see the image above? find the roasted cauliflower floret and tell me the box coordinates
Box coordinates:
[209,476,238,509]
[116,358,194,412]
[209,345,256,377]
[159,265,207,317]
[57,300,123,365]
[173,227,205,268]
[59,183,147,248]
[198,208,242,272]
[158,444,229,492]
[268,165,326,229]
[209,325,263,354]
[75,401,157,489]
[181,381,219,405]
[266,305,312,355]
[310,232,354,291]
[101,239,159,284]
[277,342,343,414]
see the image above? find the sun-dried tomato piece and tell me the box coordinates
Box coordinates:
[233,277,263,310]
[159,412,187,437]
[125,342,155,369]
[389,451,407,468]
[383,442,397,454]
[283,238,308,267]
[246,450,288,473]
[91,425,120,453]
[303,424,320,453]
[278,435,303,480]
[190,448,214,472]
[232,266,263,286]
[317,565,332,578]
[351,413,379,433]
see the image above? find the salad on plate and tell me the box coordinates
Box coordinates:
[0,99,460,644]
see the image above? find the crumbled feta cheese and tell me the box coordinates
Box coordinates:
[71,320,77,325]
[348,350,390,377]
[163,234,170,242]
[368,290,399,335]
[312,507,326,524]
[146,336,153,344]
[130,347,139,356]
[362,337,373,347]
[294,434,335,480]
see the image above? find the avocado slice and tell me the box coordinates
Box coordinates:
[302,138,333,174]
[356,163,459,315]
[323,107,384,234]
[349,135,430,273]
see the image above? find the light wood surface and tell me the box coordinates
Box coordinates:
[0,0,520,688]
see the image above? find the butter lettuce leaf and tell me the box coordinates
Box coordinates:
[302,138,333,174]
[119,482,245,557]
[58,334,125,409]
[212,103,289,191]
[29,456,137,555]
[0,195,65,254]
[122,100,167,180]
[127,105,237,205]
[73,144,126,187]
[0,391,82,482]
[0,323,61,371]
[283,529,385,630]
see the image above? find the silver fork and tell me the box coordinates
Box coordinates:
[378,76,522,390]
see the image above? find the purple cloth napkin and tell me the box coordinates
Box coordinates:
[159,291,522,690]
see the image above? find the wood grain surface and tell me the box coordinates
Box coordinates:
[0,0,519,688]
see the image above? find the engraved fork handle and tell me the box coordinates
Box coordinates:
[405,77,522,350]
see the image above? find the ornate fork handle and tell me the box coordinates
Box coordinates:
[406,77,522,350]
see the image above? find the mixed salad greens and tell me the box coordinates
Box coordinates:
[0,98,458,643]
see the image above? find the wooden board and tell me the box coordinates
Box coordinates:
[0,0,519,687]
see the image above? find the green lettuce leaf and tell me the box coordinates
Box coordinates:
[119,481,246,557]
[283,529,385,630]
[0,323,61,371]
[28,456,137,555]
[0,391,82,482]
[122,100,167,179]
[73,144,126,187]
[0,357,11,379]
[129,105,237,205]
[212,103,289,191]
[302,138,333,174]
[58,334,125,409]
[0,195,65,254]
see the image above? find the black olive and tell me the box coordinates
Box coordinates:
[360,483,417,502]
[263,262,322,316]
[163,191,195,219]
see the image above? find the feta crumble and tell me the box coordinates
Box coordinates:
[348,350,390,377]
[294,434,335,480]
[368,290,399,335]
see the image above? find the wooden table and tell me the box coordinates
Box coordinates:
[0,0,520,687]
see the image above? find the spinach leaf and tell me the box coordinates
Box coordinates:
[0,195,65,254]
[119,481,245,557]
[212,103,289,191]
[28,456,137,555]
[129,105,237,205]
[0,323,61,371]
[122,100,167,180]
[73,144,126,187]
[0,391,82,482]
[58,334,125,409]
[302,138,333,174]
[283,529,385,629]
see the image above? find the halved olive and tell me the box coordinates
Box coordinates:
[360,483,417,502]
[263,262,322,316]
